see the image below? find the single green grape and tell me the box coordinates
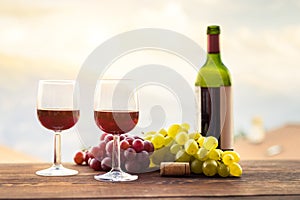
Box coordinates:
[222,154,234,166]
[203,136,218,151]
[229,162,242,177]
[202,159,218,176]
[167,124,182,138]
[151,133,165,149]
[197,136,205,147]
[208,149,221,160]
[175,149,191,162]
[194,147,209,161]
[217,162,230,177]
[159,128,168,137]
[150,146,173,165]
[175,131,189,145]
[184,139,199,155]
[181,123,190,131]
[191,159,203,174]
[223,151,240,162]
[150,147,166,165]
[164,136,173,147]
[215,149,224,157]
[170,143,182,154]
[188,132,201,140]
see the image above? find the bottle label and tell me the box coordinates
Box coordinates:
[195,86,233,150]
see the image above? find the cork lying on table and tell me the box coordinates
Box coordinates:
[160,162,190,176]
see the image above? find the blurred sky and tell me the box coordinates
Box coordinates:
[1,0,300,161]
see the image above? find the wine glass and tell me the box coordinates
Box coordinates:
[94,79,139,182]
[36,80,80,176]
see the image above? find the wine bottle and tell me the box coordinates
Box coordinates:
[195,25,233,150]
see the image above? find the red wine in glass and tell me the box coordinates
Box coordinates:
[94,110,138,135]
[37,109,80,131]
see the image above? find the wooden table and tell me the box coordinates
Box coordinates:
[0,160,299,199]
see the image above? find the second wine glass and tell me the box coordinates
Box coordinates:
[93,79,139,182]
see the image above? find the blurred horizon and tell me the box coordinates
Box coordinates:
[1,0,300,161]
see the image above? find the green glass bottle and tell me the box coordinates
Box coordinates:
[195,25,233,150]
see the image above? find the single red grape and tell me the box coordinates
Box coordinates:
[143,140,154,154]
[125,136,134,145]
[90,146,105,161]
[101,157,112,171]
[89,158,102,171]
[84,151,93,165]
[120,140,130,150]
[74,151,85,165]
[124,147,136,161]
[136,150,150,169]
[120,135,126,141]
[136,150,149,162]
[132,139,144,153]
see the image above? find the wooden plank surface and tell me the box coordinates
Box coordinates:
[0,160,299,199]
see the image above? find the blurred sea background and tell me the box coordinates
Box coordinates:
[1,0,300,162]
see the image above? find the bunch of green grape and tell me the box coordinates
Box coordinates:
[143,123,242,177]
[192,135,242,177]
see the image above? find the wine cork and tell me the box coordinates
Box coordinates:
[160,162,190,176]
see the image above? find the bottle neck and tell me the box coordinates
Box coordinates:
[207,34,222,63]
[207,34,220,53]
[206,54,222,65]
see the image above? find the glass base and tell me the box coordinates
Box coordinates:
[36,164,78,177]
[94,170,138,182]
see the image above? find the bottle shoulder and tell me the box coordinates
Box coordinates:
[195,59,231,87]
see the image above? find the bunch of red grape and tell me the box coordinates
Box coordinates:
[74,133,155,173]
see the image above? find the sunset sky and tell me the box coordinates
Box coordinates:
[1,0,300,161]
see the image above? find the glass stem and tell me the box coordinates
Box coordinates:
[111,134,121,171]
[54,131,62,167]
